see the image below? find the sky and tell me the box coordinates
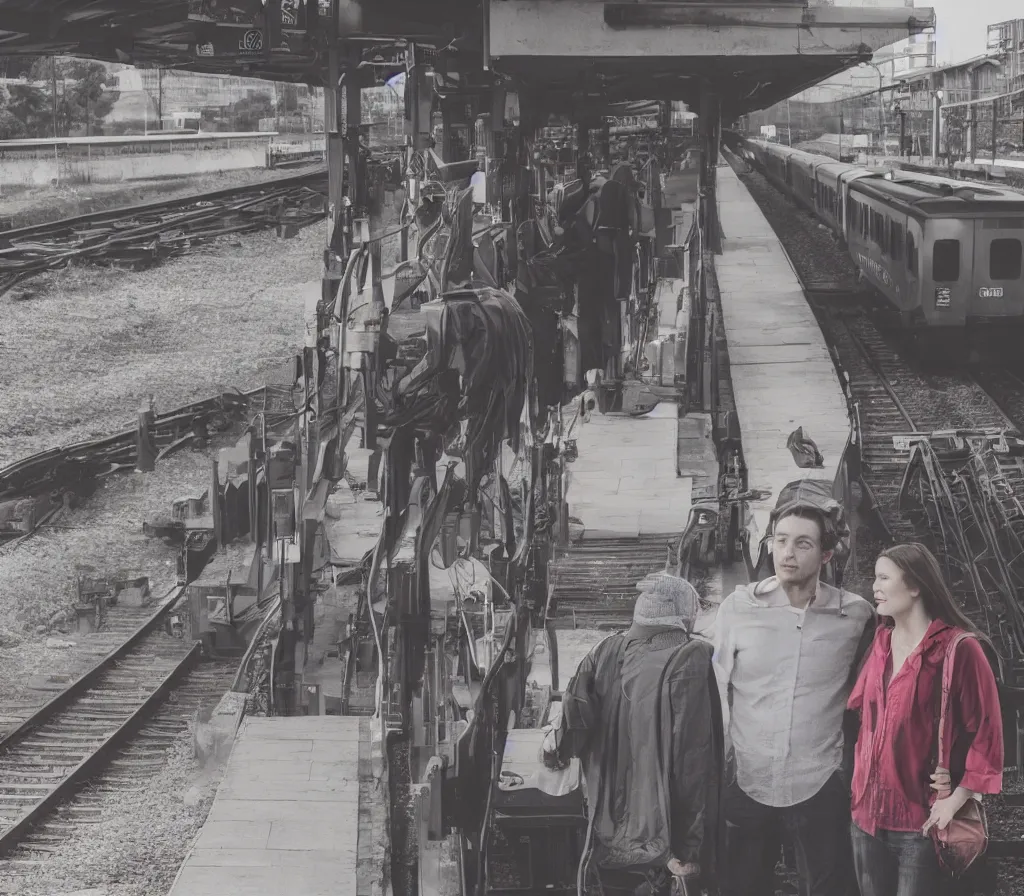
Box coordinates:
[928,0,1020,64]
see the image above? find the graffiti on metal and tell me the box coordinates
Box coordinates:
[239,30,264,54]
[856,253,893,288]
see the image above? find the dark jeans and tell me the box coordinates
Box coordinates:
[596,866,673,896]
[723,772,857,896]
[850,822,941,896]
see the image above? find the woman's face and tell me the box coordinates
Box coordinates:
[873,556,920,618]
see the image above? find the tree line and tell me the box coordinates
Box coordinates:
[0,57,119,140]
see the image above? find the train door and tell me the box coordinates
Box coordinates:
[970,219,1024,321]
[838,171,862,243]
[904,217,923,317]
[921,218,974,327]
[887,213,910,312]
[838,174,851,242]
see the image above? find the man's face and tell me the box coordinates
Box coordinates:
[771,514,831,587]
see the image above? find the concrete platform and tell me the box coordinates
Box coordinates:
[715,163,851,544]
[568,401,692,539]
[167,715,386,896]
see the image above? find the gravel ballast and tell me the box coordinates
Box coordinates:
[0,213,318,892]
[0,728,223,896]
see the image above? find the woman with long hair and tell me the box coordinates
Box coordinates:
[847,543,1003,896]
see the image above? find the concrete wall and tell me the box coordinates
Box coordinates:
[0,135,286,186]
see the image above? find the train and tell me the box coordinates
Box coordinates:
[730,135,1024,348]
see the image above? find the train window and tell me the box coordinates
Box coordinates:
[933,240,960,282]
[906,232,918,274]
[990,239,1023,280]
[891,222,903,261]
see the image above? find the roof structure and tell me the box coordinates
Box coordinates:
[0,0,461,84]
[0,0,935,115]
[852,174,1024,214]
[894,53,1003,85]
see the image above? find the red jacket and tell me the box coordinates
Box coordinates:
[847,620,1003,836]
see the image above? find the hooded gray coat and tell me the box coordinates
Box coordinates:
[554,624,725,876]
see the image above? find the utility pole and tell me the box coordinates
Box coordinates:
[876,69,885,155]
[157,69,163,131]
[992,99,998,165]
[786,99,792,146]
[50,57,58,138]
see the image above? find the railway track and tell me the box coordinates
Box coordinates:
[549,536,676,626]
[811,302,1010,505]
[0,589,231,859]
[0,168,328,295]
[974,366,1024,432]
[0,660,234,870]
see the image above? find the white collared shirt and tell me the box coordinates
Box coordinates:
[712,577,874,808]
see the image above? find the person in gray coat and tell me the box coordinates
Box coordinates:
[543,575,725,896]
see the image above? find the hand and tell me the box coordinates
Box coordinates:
[922,792,968,835]
[540,725,567,771]
[930,768,952,799]
[541,725,558,755]
[666,858,699,879]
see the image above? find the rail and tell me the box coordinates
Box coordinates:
[0,388,262,515]
[0,170,328,294]
[0,588,203,856]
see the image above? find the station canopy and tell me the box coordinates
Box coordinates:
[0,0,935,116]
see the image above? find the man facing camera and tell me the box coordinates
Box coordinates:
[713,505,875,896]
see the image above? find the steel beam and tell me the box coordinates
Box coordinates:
[489,1,935,58]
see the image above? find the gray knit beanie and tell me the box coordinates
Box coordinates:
[633,574,700,628]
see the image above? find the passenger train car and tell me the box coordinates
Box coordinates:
[735,137,1024,336]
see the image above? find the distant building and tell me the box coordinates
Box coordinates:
[987,18,1024,96]
[745,5,1022,158]
[105,65,324,132]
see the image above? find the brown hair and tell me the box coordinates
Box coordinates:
[776,506,837,551]
[877,543,988,642]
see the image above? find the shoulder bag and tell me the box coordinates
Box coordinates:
[929,631,989,877]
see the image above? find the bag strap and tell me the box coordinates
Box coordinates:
[936,632,975,772]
